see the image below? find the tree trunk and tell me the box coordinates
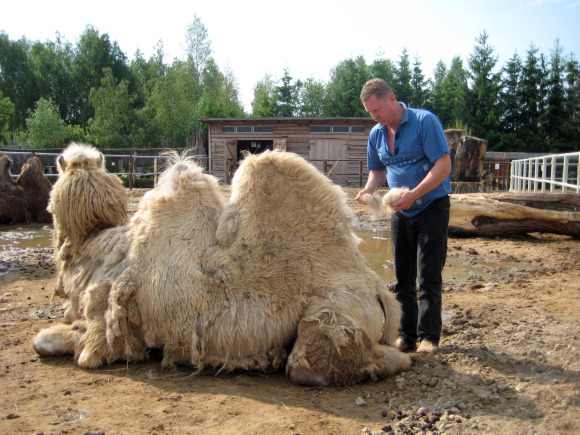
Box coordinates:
[454,136,488,182]
[444,130,488,182]
[449,193,580,238]
[477,192,580,208]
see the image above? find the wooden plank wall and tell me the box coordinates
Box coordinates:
[206,120,375,185]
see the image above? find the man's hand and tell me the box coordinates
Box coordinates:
[389,154,451,212]
[389,189,418,212]
[356,168,387,205]
[355,189,372,204]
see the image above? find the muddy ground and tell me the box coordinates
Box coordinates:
[1,187,579,434]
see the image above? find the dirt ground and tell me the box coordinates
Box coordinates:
[1,187,579,434]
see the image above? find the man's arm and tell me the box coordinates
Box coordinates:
[390,153,451,212]
[355,168,387,204]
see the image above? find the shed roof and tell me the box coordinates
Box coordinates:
[199,117,373,123]
[486,151,550,160]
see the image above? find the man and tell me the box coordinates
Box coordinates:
[355,78,452,353]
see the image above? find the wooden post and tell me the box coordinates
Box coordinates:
[359,159,363,187]
[129,154,133,190]
[153,156,158,187]
[323,159,328,175]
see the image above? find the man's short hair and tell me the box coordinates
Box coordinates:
[360,78,393,102]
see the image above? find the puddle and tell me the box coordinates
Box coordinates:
[0,225,501,287]
[0,224,54,275]
[0,224,54,251]
[355,229,500,284]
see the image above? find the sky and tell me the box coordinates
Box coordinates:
[3,0,580,112]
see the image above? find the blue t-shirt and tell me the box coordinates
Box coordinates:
[367,103,452,217]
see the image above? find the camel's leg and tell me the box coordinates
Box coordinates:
[287,308,411,386]
[33,324,84,356]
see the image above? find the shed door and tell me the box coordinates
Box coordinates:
[225,140,237,161]
[309,139,348,185]
[225,140,238,183]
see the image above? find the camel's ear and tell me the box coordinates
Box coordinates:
[57,155,66,173]
[99,153,104,169]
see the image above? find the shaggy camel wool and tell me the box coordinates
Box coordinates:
[34,147,411,385]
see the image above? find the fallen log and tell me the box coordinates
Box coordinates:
[449,194,580,238]
[476,192,580,208]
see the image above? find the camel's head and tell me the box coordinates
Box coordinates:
[50,143,128,251]
[21,155,44,175]
[16,155,52,190]
[57,143,104,175]
[0,154,14,179]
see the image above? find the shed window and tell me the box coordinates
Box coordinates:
[332,126,350,133]
[222,126,235,133]
[310,125,331,133]
[254,125,273,133]
[236,126,252,133]
[351,126,365,133]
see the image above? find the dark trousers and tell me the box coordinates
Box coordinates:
[391,195,450,345]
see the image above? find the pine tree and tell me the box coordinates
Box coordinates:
[442,56,469,130]
[563,55,580,146]
[498,51,523,150]
[467,31,502,148]
[410,55,427,108]
[518,44,544,151]
[541,39,568,151]
[394,48,413,104]
[426,60,447,120]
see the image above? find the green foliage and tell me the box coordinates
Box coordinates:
[0,89,15,142]
[541,39,569,151]
[426,60,448,116]
[394,49,414,104]
[25,97,67,148]
[64,123,88,144]
[562,56,580,146]
[185,13,211,83]
[0,32,39,130]
[88,68,137,148]
[410,55,428,108]
[146,60,200,146]
[452,119,472,136]
[369,58,397,88]
[1,22,579,153]
[517,44,545,151]
[199,60,245,118]
[297,78,326,117]
[29,35,75,123]
[251,74,276,117]
[441,57,469,128]
[71,25,131,127]
[467,31,502,148]
[325,56,369,117]
[272,69,300,117]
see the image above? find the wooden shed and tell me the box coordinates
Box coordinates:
[199,117,376,186]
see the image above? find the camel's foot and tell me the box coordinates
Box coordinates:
[33,324,83,356]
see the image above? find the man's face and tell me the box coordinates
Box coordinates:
[363,93,395,126]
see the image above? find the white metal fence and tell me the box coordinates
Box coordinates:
[510,151,580,194]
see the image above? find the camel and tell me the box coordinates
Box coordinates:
[33,143,411,386]
[0,154,52,224]
[16,155,53,222]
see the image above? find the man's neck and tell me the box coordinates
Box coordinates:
[387,103,404,131]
